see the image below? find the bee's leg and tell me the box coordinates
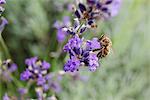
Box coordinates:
[92,48,101,52]
[97,51,102,58]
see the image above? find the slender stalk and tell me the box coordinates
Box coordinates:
[44,21,85,60]
[10,73,23,88]
[76,21,85,35]
[0,35,11,59]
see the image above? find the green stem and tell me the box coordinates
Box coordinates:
[10,74,23,88]
[0,35,11,59]
[76,21,85,35]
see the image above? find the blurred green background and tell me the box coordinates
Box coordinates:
[1,0,150,100]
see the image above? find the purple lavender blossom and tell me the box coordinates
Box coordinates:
[34,73,63,93]
[37,76,46,85]
[0,59,18,82]
[20,57,50,82]
[63,35,101,72]
[53,16,71,42]
[88,52,99,71]
[57,29,67,42]
[3,93,10,100]
[63,35,83,52]
[18,88,28,95]
[108,0,121,17]
[19,57,65,94]
[43,84,49,91]
[92,0,122,19]
[0,17,8,32]
[67,3,74,12]
[64,57,80,72]
[20,70,32,81]
[53,20,62,29]
[73,0,121,28]
[63,16,71,27]
[86,38,101,50]
[0,0,6,4]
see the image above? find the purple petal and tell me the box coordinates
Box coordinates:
[0,0,6,4]
[9,63,17,72]
[37,77,46,85]
[0,17,8,32]
[3,93,10,100]
[42,61,50,69]
[20,70,32,81]
[18,88,27,95]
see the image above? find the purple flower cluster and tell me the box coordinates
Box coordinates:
[87,0,121,17]
[0,59,18,81]
[20,57,63,93]
[20,57,50,81]
[59,0,121,38]
[2,93,17,100]
[73,0,121,27]
[63,34,101,72]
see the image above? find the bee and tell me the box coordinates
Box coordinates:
[93,34,112,58]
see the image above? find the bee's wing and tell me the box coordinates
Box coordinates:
[110,47,115,56]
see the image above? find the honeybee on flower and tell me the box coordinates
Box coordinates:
[93,34,112,58]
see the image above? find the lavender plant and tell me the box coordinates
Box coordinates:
[0,0,122,99]
[0,0,9,59]
[62,0,121,72]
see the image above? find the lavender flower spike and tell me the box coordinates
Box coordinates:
[20,57,50,82]
[0,59,18,82]
[3,93,10,100]
[63,34,101,72]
